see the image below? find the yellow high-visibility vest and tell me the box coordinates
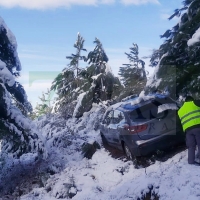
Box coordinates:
[178,101,200,131]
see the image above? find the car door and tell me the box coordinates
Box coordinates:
[108,110,126,146]
[101,110,114,143]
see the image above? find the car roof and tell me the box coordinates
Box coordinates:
[107,94,175,113]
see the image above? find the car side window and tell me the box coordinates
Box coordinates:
[103,111,113,125]
[112,110,125,124]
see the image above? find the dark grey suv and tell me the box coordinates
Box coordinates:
[100,94,185,160]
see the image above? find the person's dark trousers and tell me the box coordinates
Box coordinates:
[186,127,200,164]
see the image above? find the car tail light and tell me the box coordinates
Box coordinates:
[124,124,148,134]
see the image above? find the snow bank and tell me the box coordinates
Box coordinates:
[20,153,38,166]
[21,142,200,200]
[17,104,200,200]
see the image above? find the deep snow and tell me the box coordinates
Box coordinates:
[1,103,198,200]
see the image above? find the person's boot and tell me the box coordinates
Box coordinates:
[195,152,200,163]
[193,161,200,166]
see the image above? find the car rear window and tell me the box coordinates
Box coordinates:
[129,103,158,121]
[129,101,178,122]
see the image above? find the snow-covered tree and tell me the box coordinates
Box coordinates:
[148,49,161,67]
[51,33,88,118]
[51,36,122,118]
[66,33,87,79]
[71,38,122,117]
[86,38,111,102]
[118,43,147,100]
[0,16,44,158]
[146,0,200,99]
[87,38,108,65]
[31,89,53,119]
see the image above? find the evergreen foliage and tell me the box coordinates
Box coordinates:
[118,43,147,100]
[66,33,87,78]
[146,0,200,99]
[51,36,122,118]
[0,19,32,115]
[31,89,53,119]
[0,17,44,158]
[86,38,115,102]
[148,49,161,67]
[71,38,122,117]
[51,33,88,118]
[87,38,109,65]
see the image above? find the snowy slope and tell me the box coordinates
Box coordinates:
[4,103,199,200]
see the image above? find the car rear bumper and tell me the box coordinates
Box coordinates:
[129,131,185,156]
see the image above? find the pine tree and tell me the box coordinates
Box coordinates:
[146,0,200,99]
[66,32,87,79]
[51,36,122,118]
[86,38,110,102]
[148,49,161,67]
[72,37,122,118]
[87,38,108,65]
[0,17,44,158]
[86,38,121,102]
[118,43,147,100]
[51,33,88,118]
[31,89,53,119]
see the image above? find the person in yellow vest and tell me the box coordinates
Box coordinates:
[178,96,200,165]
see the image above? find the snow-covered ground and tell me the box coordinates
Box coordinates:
[21,150,200,200]
[1,104,200,200]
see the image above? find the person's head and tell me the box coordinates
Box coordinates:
[185,95,194,102]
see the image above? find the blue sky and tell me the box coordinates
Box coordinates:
[0,0,183,107]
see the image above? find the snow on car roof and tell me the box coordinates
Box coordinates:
[108,94,171,112]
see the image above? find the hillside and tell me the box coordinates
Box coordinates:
[2,1,200,199]
[1,103,199,200]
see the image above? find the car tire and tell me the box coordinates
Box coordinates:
[100,133,108,145]
[124,143,134,160]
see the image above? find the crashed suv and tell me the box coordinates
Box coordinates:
[100,94,185,160]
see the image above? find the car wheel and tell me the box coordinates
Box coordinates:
[124,143,133,160]
[100,133,108,145]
